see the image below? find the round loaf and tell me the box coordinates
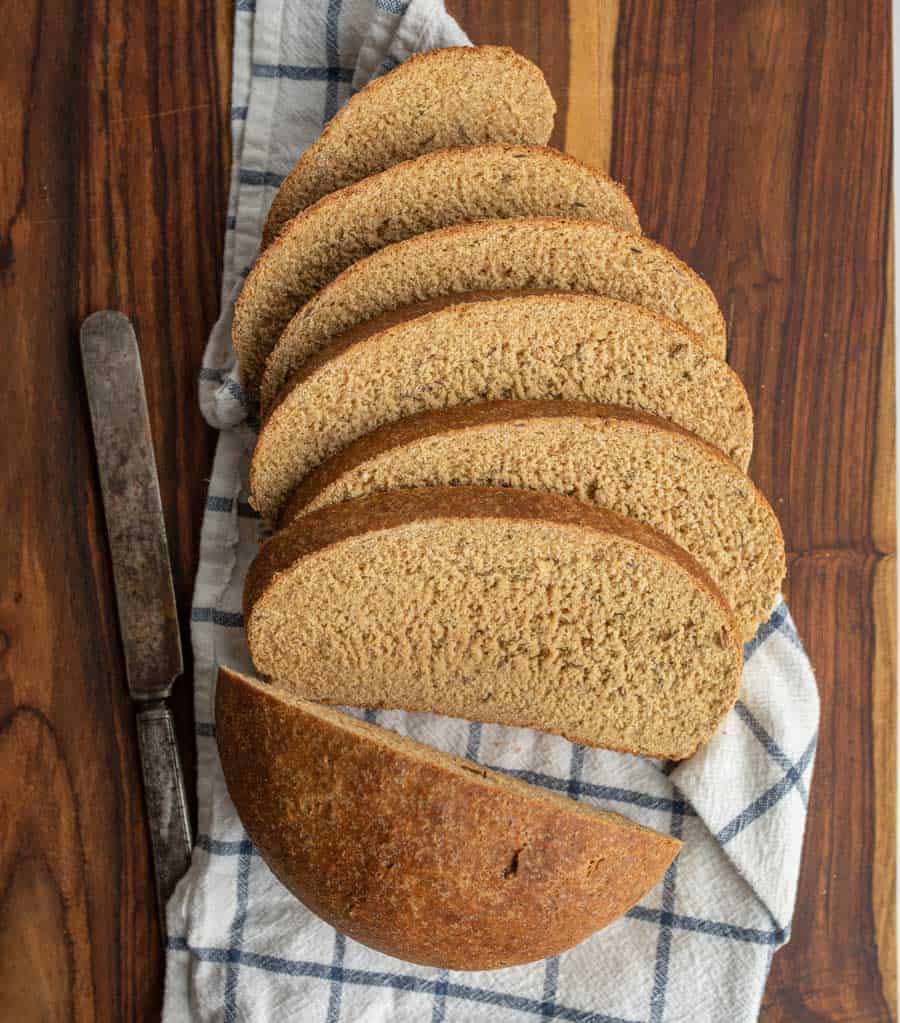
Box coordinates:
[216,666,681,970]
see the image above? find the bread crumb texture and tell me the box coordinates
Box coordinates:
[235,145,638,395]
[245,488,742,760]
[260,218,726,410]
[216,666,680,970]
[250,292,751,523]
[284,402,783,640]
[262,46,557,246]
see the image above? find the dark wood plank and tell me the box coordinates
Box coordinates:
[762,552,892,1021]
[615,0,891,555]
[0,1,232,1017]
[448,1,895,1020]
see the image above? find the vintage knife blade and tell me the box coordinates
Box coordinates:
[80,310,192,941]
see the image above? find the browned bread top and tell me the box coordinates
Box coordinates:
[260,218,727,410]
[244,486,742,759]
[262,46,557,247]
[216,666,680,970]
[235,145,640,397]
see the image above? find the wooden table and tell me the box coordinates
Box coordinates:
[1,2,893,1019]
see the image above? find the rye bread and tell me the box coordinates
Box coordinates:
[236,145,640,397]
[216,666,680,970]
[244,487,742,759]
[282,400,783,641]
[250,292,752,523]
[262,46,556,247]
[260,218,727,410]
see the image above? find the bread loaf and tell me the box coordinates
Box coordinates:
[245,487,742,759]
[250,292,752,523]
[262,46,556,247]
[260,218,726,410]
[282,401,783,640]
[216,666,681,970]
[236,145,639,396]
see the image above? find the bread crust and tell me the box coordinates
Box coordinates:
[216,666,681,970]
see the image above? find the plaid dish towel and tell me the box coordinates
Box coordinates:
[163,2,820,1020]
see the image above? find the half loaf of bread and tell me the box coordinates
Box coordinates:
[262,46,556,246]
[236,145,639,396]
[250,292,752,523]
[245,487,742,759]
[260,219,726,410]
[216,666,681,970]
[282,401,783,641]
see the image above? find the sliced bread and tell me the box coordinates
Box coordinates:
[216,666,680,970]
[250,292,752,524]
[236,145,640,396]
[262,46,556,247]
[282,400,783,641]
[244,487,743,759]
[260,218,727,410]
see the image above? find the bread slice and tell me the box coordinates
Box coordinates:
[283,401,783,641]
[236,146,640,397]
[260,218,727,410]
[245,487,742,759]
[261,46,556,248]
[250,292,752,524]
[216,666,680,970]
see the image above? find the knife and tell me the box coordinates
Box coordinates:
[80,310,193,942]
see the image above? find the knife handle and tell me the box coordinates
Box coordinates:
[135,703,193,943]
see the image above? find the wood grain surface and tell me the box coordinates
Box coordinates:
[0,1,893,1020]
[1,1,232,1018]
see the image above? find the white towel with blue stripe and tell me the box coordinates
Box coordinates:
[163,2,820,1020]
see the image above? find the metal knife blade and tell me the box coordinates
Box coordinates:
[80,311,192,939]
[80,311,183,699]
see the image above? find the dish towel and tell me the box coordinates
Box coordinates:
[163,2,820,1020]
